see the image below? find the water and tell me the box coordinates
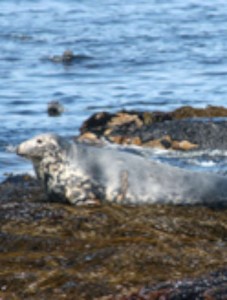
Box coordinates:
[1,0,227,179]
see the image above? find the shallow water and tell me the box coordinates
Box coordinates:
[1,0,227,179]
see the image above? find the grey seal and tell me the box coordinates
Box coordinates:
[17,133,227,206]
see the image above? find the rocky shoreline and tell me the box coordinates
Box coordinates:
[79,105,227,150]
[0,175,226,299]
[1,105,227,299]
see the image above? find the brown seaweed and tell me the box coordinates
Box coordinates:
[0,175,226,299]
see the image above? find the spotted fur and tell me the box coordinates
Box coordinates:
[17,133,227,206]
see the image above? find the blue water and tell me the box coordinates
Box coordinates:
[1,0,227,179]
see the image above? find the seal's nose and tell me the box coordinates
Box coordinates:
[16,144,25,156]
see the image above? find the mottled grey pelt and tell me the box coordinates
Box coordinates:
[17,133,227,206]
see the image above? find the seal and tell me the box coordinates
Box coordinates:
[47,101,64,117]
[17,133,227,206]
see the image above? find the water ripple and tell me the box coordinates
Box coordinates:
[1,0,227,177]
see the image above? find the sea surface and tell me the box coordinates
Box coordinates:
[1,0,227,180]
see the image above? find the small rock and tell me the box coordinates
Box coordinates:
[143,135,172,149]
[172,140,198,151]
[108,112,143,128]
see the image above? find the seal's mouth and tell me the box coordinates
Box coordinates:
[16,144,43,161]
[16,145,31,159]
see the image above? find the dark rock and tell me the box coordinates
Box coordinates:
[132,119,227,150]
[117,269,227,300]
[79,106,227,150]
[80,111,115,136]
[98,117,227,150]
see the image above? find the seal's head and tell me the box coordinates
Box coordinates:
[17,133,71,183]
[17,133,66,160]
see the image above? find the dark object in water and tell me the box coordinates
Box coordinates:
[47,101,64,116]
[49,49,92,64]
[50,49,75,63]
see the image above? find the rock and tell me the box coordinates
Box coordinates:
[80,111,114,136]
[0,174,227,299]
[77,132,99,142]
[172,105,227,119]
[142,135,170,149]
[108,112,143,128]
[79,106,227,150]
[108,135,142,146]
[172,140,198,151]
[143,111,172,125]
[116,269,227,300]
[76,132,105,147]
[104,119,227,150]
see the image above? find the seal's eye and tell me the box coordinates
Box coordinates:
[37,139,43,144]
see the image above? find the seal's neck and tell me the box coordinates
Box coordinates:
[32,148,68,180]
